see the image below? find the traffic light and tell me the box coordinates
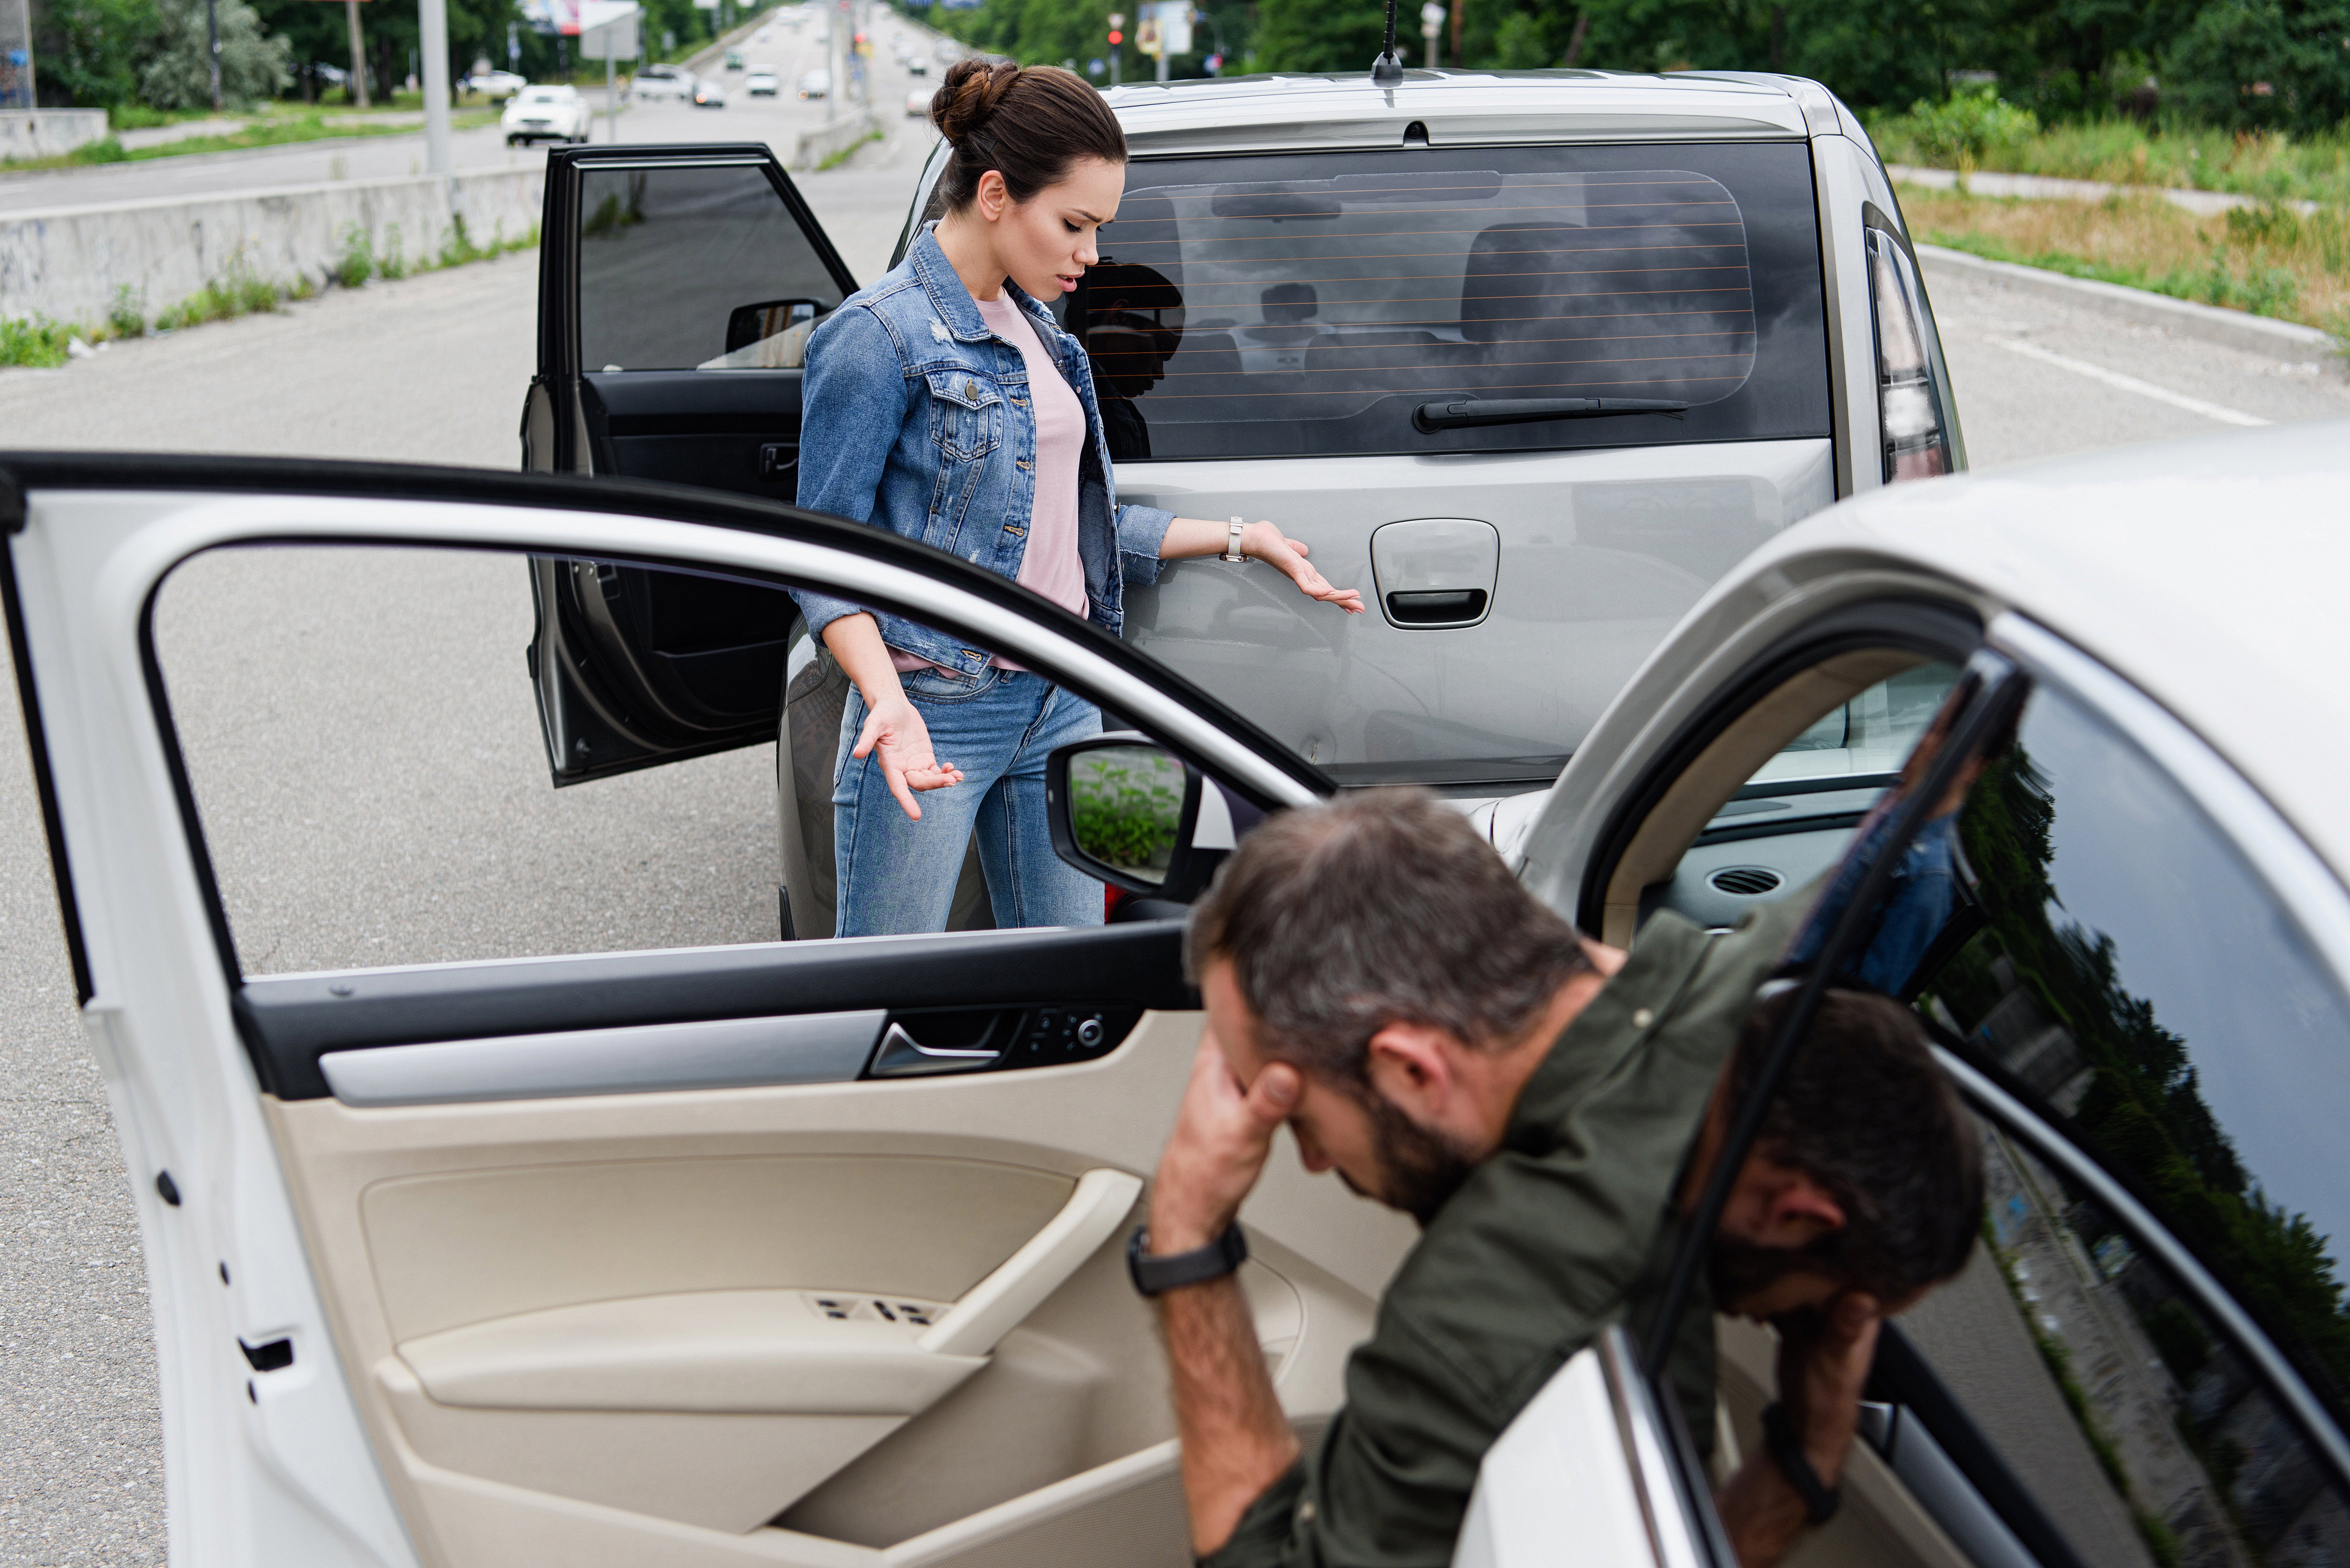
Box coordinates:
[1107,28,1122,43]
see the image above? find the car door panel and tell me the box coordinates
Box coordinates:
[5,469,1377,1568]
[528,144,858,787]
[266,1009,1394,1565]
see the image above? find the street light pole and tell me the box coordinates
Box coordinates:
[205,0,221,109]
[418,0,451,174]
[344,0,368,108]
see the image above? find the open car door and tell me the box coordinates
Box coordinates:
[521,143,857,787]
[1,454,1417,1568]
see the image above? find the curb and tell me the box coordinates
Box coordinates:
[1887,163,2320,220]
[1914,243,2335,361]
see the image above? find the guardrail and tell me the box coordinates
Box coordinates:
[0,166,544,327]
[791,107,879,172]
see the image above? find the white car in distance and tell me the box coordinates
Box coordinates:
[746,65,781,96]
[797,67,830,98]
[906,85,932,117]
[501,84,590,145]
[462,68,526,99]
[629,63,694,101]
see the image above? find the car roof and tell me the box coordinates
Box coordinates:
[1102,68,1840,155]
[1751,420,2350,877]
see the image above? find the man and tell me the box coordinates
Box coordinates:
[1134,791,1984,1568]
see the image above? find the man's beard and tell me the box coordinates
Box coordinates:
[1707,1235,1819,1313]
[1346,1087,1481,1226]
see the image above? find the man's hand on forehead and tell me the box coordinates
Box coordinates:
[1149,1033,1300,1256]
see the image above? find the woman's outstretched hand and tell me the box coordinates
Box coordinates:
[854,697,964,820]
[1242,522,1365,614]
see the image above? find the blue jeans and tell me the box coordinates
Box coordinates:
[833,667,1105,937]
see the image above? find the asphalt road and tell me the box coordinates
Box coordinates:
[2,94,2348,1560]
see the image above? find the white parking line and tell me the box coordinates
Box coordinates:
[1995,339,2270,427]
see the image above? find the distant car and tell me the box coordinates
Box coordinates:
[501,84,590,145]
[463,68,527,99]
[746,66,780,96]
[797,68,830,98]
[723,49,745,71]
[755,27,772,41]
[906,56,927,75]
[692,78,727,107]
[629,63,693,101]
[905,85,932,117]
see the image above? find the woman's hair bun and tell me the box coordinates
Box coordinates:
[932,58,1020,145]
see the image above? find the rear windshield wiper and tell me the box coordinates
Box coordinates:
[1413,397,1690,433]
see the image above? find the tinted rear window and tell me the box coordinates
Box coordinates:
[1070,143,1829,461]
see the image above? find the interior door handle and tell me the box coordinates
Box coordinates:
[759,442,798,479]
[869,1021,1000,1077]
[917,1168,1143,1357]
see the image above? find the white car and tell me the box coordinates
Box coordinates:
[691,77,727,107]
[6,411,2348,1566]
[905,84,931,117]
[746,65,780,96]
[906,55,927,75]
[461,68,526,99]
[797,67,830,98]
[500,83,589,144]
[629,63,694,101]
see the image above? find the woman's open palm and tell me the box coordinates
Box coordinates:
[853,697,964,820]
[1244,523,1364,614]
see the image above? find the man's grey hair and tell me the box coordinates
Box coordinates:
[1185,790,1593,1083]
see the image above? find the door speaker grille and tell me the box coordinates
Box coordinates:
[1709,866,1783,897]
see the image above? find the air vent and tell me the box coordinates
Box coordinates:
[1709,866,1783,897]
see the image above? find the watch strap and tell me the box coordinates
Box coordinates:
[1761,1402,1841,1525]
[1220,515,1249,563]
[1127,1224,1248,1296]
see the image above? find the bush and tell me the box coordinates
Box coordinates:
[335,225,376,289]
[107,285,146,339]
[1903,85,2041,167]
[138,0,292,110]
[0,317,76,370]
[2162,0,2350,135]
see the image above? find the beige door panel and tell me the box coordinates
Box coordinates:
[266,1010,1398,1568]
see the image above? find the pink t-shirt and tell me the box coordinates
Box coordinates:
[891,293,1088,674]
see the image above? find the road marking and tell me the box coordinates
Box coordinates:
[1994,339,2269,427]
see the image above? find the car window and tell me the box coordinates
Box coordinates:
[577,163,844,374]
[1070,142,1829,462]
[148,544,1172,973]
[1910,683,2350,1452]
[1626,659,1962,938]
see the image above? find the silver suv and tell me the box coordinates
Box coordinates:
[519,70,1963,931]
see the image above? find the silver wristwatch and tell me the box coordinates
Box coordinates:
[1220,515,1249,564]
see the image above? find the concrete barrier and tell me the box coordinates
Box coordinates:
[1915,244,2335,360]
[0,110,110,162]
[790,107,879,172]
[0,165,545,326]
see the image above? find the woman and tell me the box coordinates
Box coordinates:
[793,60,1359,938]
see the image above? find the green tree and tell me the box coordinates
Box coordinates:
[29,0,161,106]
[2161,0,2350,133]
[140,0,293,107]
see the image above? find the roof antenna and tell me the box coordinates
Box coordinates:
[1371,0,1405,84]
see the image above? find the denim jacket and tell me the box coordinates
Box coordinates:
[791,227,1176,675]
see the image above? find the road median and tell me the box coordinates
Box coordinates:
[1,166,543,332]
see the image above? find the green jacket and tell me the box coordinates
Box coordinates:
[1204,898,1808,1568]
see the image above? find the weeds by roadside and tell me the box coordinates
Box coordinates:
[816,128,886,172]
[1900,183,2350,332]
[0,219,538,369]
[1870,97,2350,208]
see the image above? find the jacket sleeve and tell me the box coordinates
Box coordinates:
[791,305,909,640]
[1116,502,1176,586]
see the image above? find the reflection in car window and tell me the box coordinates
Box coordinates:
[577,164,844,373]
[1069,143,1829,462]
[1842,682,2350,1568]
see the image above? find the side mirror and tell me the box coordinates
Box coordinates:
[725,298,826,355]
[1046,735,1234,907]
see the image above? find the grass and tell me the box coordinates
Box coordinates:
[0,109,502,171]
[1900,182,2350,337]
[0,217,538,369]
[815,127,885,171]
[1870,108,2350,208]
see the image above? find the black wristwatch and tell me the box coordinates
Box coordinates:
[1760,1402,1841,1525]
[1127,1224,1248,1296]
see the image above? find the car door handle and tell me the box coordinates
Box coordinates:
[1386,589,1489,626]
[868,1021,1000,1077]
[759,442,798,479]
